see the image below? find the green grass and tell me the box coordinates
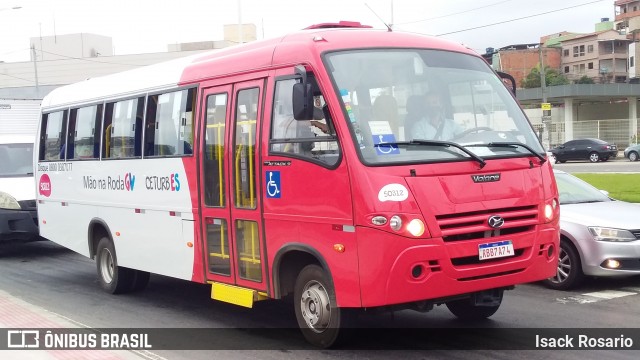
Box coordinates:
[572,173,640,203]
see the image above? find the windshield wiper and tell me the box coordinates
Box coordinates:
[465,141,546,164]
[393,139,486,168]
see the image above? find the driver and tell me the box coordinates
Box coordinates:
[411,91,463,141]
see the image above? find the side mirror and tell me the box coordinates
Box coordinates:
[497,71,516,95]
[292,65,315,120]
[559,145,565,149]
[292,83,314,120]
[599,189,610,196]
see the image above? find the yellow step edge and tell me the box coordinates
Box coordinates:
[209,282,268,308]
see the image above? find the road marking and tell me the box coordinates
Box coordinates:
[556,296,600,305]
[556,289,637,304]
[582,290,636,299]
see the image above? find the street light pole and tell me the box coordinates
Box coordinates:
[31,44,40,94]
[539,44,551,150]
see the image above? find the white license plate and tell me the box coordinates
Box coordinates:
[478,240,514,260]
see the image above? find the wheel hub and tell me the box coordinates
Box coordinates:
[551,247,570,284]
[99,249,114,284]
[300,281,331,332]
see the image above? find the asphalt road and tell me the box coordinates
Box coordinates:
[552,156,640,173]
[1,240,640,359]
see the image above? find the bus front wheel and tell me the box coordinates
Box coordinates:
[445,289,503,320]
[294,264,350,348]
[96,236,135,294]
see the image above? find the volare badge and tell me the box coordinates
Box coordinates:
[378,184,409,202]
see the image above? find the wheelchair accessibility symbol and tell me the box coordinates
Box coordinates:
[372,134,400,155]
[266,171,281,198]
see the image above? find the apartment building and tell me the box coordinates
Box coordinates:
[615,0,640,81]
[559,29,630,83]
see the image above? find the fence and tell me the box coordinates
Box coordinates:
[532,118,638,149]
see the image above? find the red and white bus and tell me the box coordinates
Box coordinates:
[35,22,559,347]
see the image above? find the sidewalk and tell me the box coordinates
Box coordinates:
[0,290,156,360]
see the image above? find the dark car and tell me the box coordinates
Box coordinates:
[550,138,617,163]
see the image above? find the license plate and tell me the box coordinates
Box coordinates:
[479,240,514,260]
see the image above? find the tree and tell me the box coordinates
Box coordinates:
[522,66,569,88]
[575,75,595,84]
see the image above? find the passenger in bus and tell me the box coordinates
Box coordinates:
[309,96,330,134]
[404,95,425,140]
[411,91,462,141]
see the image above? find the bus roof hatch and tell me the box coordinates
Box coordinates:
[304,21,372,29]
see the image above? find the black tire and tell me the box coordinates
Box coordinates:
[543,240,584,290]
[446,290,503,320]
[95,236,135,294]
[294,264,351,348]
[588,152,599,163]
[629,151,639,162]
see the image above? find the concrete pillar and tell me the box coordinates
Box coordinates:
[629,97,637,146]
[564,98,574,143]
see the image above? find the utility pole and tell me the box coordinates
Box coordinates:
[31,44,40,95]
[238,0,243,44]
[539,44,551,150]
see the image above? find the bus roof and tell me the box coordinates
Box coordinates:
[41,25,476,110]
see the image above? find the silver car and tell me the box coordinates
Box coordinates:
[624,143,640,161]
[544,170,640,290]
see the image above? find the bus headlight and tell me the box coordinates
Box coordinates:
[544,198,559,222]
[407,219,425,237]
[0,191,21,210]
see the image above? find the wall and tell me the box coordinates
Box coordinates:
[30,33,114,61]
[0,99,41,135]
[498,48,561,88]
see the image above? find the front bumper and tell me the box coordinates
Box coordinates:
[579,237,640,277]
[0,207,39,243]
[355,225,559,307]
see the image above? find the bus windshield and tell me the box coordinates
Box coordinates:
[325,49,543,165]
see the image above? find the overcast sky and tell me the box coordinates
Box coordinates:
[0,0,615,63]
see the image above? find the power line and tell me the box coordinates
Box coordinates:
[395,0,515,26]
[0,72,35,84]
[436,0,607,36]
[36,49,143,67]
[0,48,31,57]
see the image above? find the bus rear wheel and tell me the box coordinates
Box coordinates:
[445,289,503,320]
[294,264,350,348]
[96,236,135,294]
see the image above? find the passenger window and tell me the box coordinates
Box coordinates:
[103,98,144,159]
[234,88,259,210]
[144,88,195,157]
[269,78,339,166]
[68,104,102,160]
[39,110,68,161]
[204,93,227,207]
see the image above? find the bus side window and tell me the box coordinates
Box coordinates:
[144,88,195,157]
[269,78,339,166]
[104,98,143,159]
[39,110,67,161]
[68,104,102,160]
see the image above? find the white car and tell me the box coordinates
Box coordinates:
[0,135,40,243]
[543,170,640,290]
